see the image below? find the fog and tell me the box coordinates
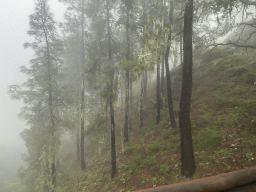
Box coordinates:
[0,1,65,191]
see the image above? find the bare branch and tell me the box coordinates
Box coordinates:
[240,0,256,5]
[215,42,256,49]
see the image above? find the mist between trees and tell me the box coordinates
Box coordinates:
[6,0,256,191]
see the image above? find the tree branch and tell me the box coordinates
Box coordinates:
[215,42,256,49]
[240,0,256,5]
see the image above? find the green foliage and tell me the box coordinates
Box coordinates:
[138,139,146,149]
[124,146,135,153]
[245,152,254,162]
[193,126,223,149]
[199,114,211,124]
[218,82,235,93]
[243,73,256,85]
[199,103,206,110]
[196,86,206,94]
[215,148,234,159]
[144,155,157,169]
[142,177,146,184]
[151,177,158,186]
[161,140,171,149]
[131,153,144,167]
[161,128,172,139]
[230,99,256,123]
[125,152,144,173]
[160,164,171,175]
[147,142,161,152]
[169,132,181,150]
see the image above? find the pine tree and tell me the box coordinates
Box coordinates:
[9,0,63,191]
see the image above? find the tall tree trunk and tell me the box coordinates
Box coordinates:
[173,40,178,68]
[80,0,86,171]
[180,0,184,67]
[156,57,161,125]
[143,70,147,102]
[129,74,133,132]
[140,72,144,129]
[161,51,165,108]
[165,0,177,128]
[77,133,81,162]
[179,0,196,178]
[124,69,129,142]
[106,0,116,179]
[45,20,56,191]
[124,1,131,142]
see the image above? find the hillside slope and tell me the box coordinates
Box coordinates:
[57,47,256,192]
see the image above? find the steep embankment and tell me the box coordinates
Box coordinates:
[58,47,256,192]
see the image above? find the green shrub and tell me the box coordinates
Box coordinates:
[151,177,158,186]
[160,164,171,175]
[161,140,171,149]
[218,82,235,93]
[193,126,222,149]
[144,155,157,169]
[196,86,206,94]
[199,103,206,110]
[161,128,172,139]
[243,73,256,85]
[245,152,254,162]
[125,152,144,173]
[215,148,234,159]
[169,132,180,150]
[131,152,144,167]
[124,146,135,153]
[147,142,161,152]
[199,114,211,124]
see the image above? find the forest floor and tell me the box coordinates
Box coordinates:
[58,48,256,192]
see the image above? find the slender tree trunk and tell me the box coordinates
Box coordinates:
[180,0,184,67]
[77,133,81,162]
[80,0,86,171]
[173,40,178,68]
[140,72,144,129]
[161,51,165,108]
[129,74,132,132]
[179,0,196,178]
[106,0,116,179]
[124,2,131,142]
[165,0,177,128]
[124,69,129,142]
[143,70,147,102]
[156,57,161,125]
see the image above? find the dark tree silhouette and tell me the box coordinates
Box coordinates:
[179,0,196,178]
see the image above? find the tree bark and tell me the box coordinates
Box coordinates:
[161,51,165,108]
[180,0,184,68]
[156,57,161,125]
[129,74,133,132]
[165,0,177,129]
[80,0,86,171]
[106,0,116,179]
[140,72,144,129]
[179,0,196,178]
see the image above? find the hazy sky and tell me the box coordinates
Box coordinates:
[0,0,65,148]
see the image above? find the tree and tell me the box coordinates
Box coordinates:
[9,0,63,190]
[80,0,86,171]
[106,0,117,179]
[165,0,177,128]
[179,0,196,178]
